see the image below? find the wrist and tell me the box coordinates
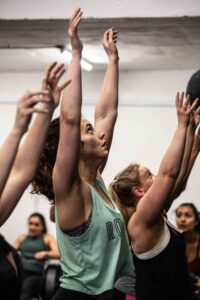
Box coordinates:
[108,55,119,63]
[178,122,188,130]
[72,51,82,61]
[11,127,25,137]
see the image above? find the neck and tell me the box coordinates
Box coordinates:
[184,230,197,244]
[79,160,99,186]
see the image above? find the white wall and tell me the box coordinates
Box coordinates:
[0,68,199,244]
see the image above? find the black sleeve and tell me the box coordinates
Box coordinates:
[0,234,12,255]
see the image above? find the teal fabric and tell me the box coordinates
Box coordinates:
[20,234,47,274]
[55,178,134,295]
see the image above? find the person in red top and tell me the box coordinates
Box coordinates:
[176,203,200,299]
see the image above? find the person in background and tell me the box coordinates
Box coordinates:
[13,212,59,300]
[0,62,70,226]
[176,203,200,299]
[0,234,23,300]
[109,93,199,300]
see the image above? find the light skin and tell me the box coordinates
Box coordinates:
[176,205,200,296]
[53,8,119,233]
[0,62,70,226]
[13,215,60,260]
[167,101,200,204]
[0,89,49,197]
[128,93,198,253]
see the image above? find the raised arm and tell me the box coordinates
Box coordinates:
[131,93,198,228]
[0,90,49,196]
[95,28,119,173]
[53,9,83,228]
[182,125,200,182]
[168,104,200,202]
[0,63,70,226]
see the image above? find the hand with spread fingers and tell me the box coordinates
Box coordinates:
[0,62,71,227]
[176,92,199,126]
[41,62,71,111]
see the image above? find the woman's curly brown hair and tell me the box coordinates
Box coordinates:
[31,117,60,203]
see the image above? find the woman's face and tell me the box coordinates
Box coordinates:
[80,119,108,159]
[138,166,155,193]
[28,216,44,237]
[176,205,197,232]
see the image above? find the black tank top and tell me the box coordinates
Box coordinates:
[132,224,193,300]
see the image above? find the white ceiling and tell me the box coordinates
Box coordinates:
[1,0,200,72]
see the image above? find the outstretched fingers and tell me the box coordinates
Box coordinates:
[187,97,199,114]
[58,79,72,92]
[48,63,65,85]
[176,92,184,109]
[69,8,82,34]
[42,62,57,89]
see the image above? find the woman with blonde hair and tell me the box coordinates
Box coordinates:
[109,94,200,300]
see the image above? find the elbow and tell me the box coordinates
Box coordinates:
[60,113,81,126]
[161,167,180,181]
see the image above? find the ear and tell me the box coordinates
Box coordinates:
[131,186,145,197]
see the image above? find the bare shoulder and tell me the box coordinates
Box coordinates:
[44,233,56,243]
[13,234,26,249]
[18,234,26,242]
[128,215,165,253]
[55,179,92,232]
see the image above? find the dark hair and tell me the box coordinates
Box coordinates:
[175,203,200,231]
[109,163,141,225]
[31,117,60,203]
[186,70,200,104]
[29,212,47,234]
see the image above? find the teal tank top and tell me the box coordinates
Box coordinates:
[20,234,47,274]
[55,178,134,295]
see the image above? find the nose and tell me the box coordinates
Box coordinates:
[99,132,105,139]
[179,215,186,223]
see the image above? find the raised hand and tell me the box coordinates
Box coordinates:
[103,27,118,61]
[192,101,200,128]
[41,62,71,111]
[14,90,50,134]
[192,126,200,153]
[68,8,83,52]
[176,92,198,126]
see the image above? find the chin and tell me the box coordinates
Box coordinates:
[103,150,109,157]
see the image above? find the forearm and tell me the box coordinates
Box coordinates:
[61,52,82,121]
[45,249,60,259]
[159,124,187,178]
[0,129,23,194]
[170,124,195,200]
[183,142,199,182]
[12,112,53,181]
[95,58,119,120]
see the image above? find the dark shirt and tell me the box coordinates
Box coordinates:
[133,225,193,300]
[0,234,22,300]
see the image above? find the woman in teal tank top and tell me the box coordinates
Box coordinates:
[31,8,134,300]
[13,213,60,300]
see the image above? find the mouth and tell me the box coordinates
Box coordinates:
[101,141,106,147]
[178,224,186,230]
[101,141,107,148]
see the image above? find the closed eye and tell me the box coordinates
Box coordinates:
[86,124,94,134]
